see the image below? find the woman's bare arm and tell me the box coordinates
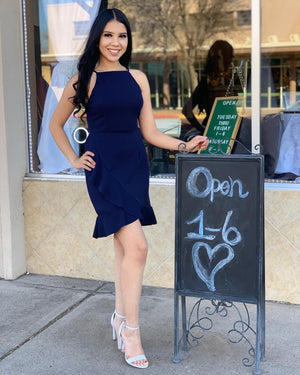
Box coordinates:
[49,75,96,171]
[130,69,209,153]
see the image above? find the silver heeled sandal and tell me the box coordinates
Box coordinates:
[118,321,149,369]
[110,310,125,349]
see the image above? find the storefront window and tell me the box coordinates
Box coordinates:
[261,0,300,181]
[24,0,299,183]
[27,0,102,174]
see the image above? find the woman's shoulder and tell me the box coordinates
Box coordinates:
[61,73,79,98]
[69,72,79,84]
[64,73,79,90]
[128,69,149,89]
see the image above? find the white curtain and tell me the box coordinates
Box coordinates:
[37,0,102,173]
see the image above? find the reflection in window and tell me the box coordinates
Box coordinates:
[35,0,101,174]
[27,0,299,182]
[237,10,251,26]
[261,0,300,181]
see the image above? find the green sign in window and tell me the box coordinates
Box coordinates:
[200,97,242,154]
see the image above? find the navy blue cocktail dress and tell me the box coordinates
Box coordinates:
[84,70,157,238]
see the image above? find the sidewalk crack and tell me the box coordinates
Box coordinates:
[0,285,103,362]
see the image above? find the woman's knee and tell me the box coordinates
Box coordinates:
[116,220,148,262]
[130,239,148,263]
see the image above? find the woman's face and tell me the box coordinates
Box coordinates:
[99,20,128,65]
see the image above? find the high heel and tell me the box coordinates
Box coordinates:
[110,310,125,348]
[118,321,149,369]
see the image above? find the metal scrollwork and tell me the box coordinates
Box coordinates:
[254,143,264,153]
[206,299,232,317]
[205,138,232,154]
[204,137,264,156]
[187,299,213,346]
[179,298,257,369]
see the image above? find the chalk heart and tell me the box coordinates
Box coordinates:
[192,242,235,292]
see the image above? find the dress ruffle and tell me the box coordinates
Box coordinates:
[93,205,156,238]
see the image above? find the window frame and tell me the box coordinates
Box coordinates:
[22,0,300,188]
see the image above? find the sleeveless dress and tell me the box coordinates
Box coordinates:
[84,70,157,238]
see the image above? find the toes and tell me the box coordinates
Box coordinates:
[133,360,148,367]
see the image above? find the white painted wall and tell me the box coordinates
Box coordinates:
[0,0,27,278]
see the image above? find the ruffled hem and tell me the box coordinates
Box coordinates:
[93,205,157,238]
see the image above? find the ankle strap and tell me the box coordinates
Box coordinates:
[119,321,139,334]
[124,323,139,330]
[114,310,125,319]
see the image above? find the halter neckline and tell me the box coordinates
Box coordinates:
[94,69,129,73]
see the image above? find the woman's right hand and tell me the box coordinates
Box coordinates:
[72,151,96,171]
[185,135,209,152]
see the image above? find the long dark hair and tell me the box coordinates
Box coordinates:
[205,40,233,76]
[72,8,132,114]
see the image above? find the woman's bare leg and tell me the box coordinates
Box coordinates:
[115,219,148,366]
[112,235,125,348]
[114,235,125,313]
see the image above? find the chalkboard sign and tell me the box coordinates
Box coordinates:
[175,154,264,303]
[200,97,242,154]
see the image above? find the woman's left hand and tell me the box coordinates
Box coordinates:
[185,135,209,152]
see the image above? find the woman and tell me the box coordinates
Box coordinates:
[182,40,234,134]
[50,8,208,369]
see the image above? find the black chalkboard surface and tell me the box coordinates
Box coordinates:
[175,154,264,303]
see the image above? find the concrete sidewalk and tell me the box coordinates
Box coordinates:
[0,274,299,375]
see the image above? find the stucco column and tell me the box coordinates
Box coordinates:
[0,0,27,278]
